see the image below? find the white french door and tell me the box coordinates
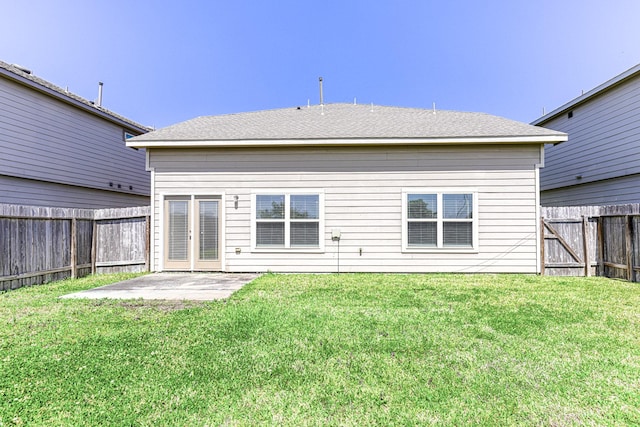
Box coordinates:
[164,196,221,271]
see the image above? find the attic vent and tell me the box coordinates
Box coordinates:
[568,111,574,119]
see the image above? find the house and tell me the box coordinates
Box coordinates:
[533,63,640,206]
[127,103,566,273]
[0,60,150,208]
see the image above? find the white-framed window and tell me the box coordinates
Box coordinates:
[251,191,324,252]
[402,189,478,252]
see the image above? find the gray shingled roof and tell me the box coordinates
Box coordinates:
[0,60,150,133]
[129,103,565,145]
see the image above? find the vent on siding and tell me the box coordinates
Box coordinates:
[568,111,574,119]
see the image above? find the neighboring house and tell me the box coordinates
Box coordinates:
[0,60,150,208]
[127,103,566,274]
[533,63,640,206]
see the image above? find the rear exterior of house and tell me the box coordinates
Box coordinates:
[0,61,150,208]
[128,104,566,274]
[533,63,640,206]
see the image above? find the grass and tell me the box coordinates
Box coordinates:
[0,273,639,426]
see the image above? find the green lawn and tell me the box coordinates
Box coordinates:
[0,273,638,426]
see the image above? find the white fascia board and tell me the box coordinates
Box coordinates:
[126,134,567,149]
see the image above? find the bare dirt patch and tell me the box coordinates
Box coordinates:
[120,300,207,312]
[90,299,207,312]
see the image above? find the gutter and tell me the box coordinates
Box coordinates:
[127,134,568,149]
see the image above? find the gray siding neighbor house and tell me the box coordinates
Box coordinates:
[127,103,566,274]
[533,63,640,206]
[0,60,150,208]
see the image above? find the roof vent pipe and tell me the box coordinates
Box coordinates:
[319,77,324,106]
[97,82,103,107]
[12,64,32,74]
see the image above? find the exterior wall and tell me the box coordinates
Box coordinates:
[0,175,148,208]
[539,74,640,204]
[149,144,543,273]
[541,173,640,206]
[0,76,149,206]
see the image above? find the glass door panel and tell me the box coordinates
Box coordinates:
[164,198,191,269]
[200,201,217,260]
[195,199,221,270]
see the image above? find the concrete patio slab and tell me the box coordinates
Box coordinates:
[60,273,261,301]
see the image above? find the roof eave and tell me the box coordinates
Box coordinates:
[127,134,567,149]
[0,66,149,134]
[532,62,640,126]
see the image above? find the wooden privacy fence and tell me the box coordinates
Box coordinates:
[3,202,639,289]
[541,204,640,282]
[0,204,150,291]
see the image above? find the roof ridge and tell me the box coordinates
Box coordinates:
[199,103,476,118]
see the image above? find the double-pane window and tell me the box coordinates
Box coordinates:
[405,191,475,250]
[289,195,320,247]
[255,193,321,248]
[407,194,437,246]
[256,195,285,247]
[442,194,473,247]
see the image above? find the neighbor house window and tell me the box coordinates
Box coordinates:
[253,192,323,250]
[403,190,477,251]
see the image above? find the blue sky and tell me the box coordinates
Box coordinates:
[2,0,640,129]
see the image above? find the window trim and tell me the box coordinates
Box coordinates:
[251,190,325,253]
[402,188,478,253]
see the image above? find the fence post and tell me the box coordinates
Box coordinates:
[70,218,77,279]
[91,219,97,275]
[626,215,633,282]
[634,215,639,282]
[597,216,604,277]
[540,217,545,275]
[582,216,591,277]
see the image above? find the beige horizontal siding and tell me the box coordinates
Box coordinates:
[152,146,539,172]
[150,144,541,273]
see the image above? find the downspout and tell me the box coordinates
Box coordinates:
[535,144,544,274]
[146,150,157,272]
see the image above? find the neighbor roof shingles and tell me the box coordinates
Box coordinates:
[129,103,566,143]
